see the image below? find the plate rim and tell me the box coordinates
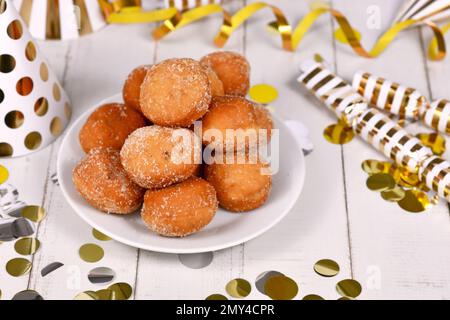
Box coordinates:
[57,94,306,253]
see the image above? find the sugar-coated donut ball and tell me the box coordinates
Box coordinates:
[140,58,211,127]
[205,155,272,212]
[73,148,145,214]
[202,64,224,97]
[141,177,218,237]
[79,103,147,153]
[200,51,250,96]
[120,126,201,189]
[123,65,152,112]
[201,96,273,151]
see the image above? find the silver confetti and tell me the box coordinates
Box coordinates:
[178,252,214,269]
[12,290,44,300]
[50,173,59,186]
[88,267,116,284]
[0,183,19,211]
[41,262,64,277]
[4,201,27,218]
[0,217,34,241]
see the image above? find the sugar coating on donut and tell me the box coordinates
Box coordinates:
[123,65,152,112]
[120,126,201,189]
[79,103,147,153]
[205,154,272,212]
[200,51,250,96]
[140,58,212,127]
[141,177,218,237]
[72,148,145,214]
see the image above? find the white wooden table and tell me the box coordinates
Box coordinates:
[1,0,450,300]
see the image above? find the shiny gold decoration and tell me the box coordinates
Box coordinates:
[14,237,40,255]
[92,228,112,241]
[381,186,406,202]
[225,278,252,299]
[0,142,13,157]
[398,166,421,187]
[0,0,6,14]
[24,132,42,150]
[398,189,430,213]
[255,271,284,295]
[314,259,340,277]
[46,0,61,39]
[264,275,298,300]
[7,20,23,40]
[50,117,62,136]
[6,258,32,277]
[366,173,396,192]
[52,83,61,101]
[0,54,16,73]
[323,122,355,144]
[34,97,49,116]
[21,205,46,222]
[79,243,104,263]
[0,164,8,184]
[206,294,228,300]
[334,27,361,44]
[95,289,115,300]
[303,294,324,300]
[107,282,133,300]
[16,77,33,96]
[417,133,446,156]
[249,84,279,104]
[40,63,49,81]
[5,111,24,129]
[25,41,37,61]
[361,159,397,177]
[74,291,99,300]
[336,279,362,298]
[338,296,355,300]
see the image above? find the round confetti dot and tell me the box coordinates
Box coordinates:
[25,41,37,61]
[361,159,394,175]
[249,84,279,104]
[338,296,355,300]
[323,122,355,145]
[50,117,62,136]
[206,294,228,300]
[40,63,49,81]
[92,228,112,241]
[334,27,362,44]
[79,243,104,263]
[0,0,6,14]
[397,167,420,188]
[381,186,405,202]
[336,279,362,298]
[21,205,46,222]
[255,271,284,295]
[24,132,42,150]
[0,54,16,73]
[314,259,340,277]
[7,20,23,40]
[0,164,9,184]
[14,237,40,255]
[417,132,446,156]
[226,279,251,299]
[53,83,61,101]
[0,88,4,103]
[34,97,49,116]
[88,267,115,284]
[366,173,396,192]
[178,252,214,269]
[74,291,99,300]
[41,262,64,277]
[5,110,24,129]
[12,290,43,300]
[264,275,298,300]
[0,142,13,157]
[398,189,430,213]
[6,258,32,277]
[96,289,115,300]
[303,294,324,300]
[107,282,133,300]
[16,77,34,96]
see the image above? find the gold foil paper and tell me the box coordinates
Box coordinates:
[21,205,46,222]
[225,279,252,298]
[264,275,298,300]
[6,257,32,277]
[92,228,112,241]
[79,243,104,263]
[107,282,133,300]
[313,259,340,277]
[336,279,362,298]
[14,237,40,255]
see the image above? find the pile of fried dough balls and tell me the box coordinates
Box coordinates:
[73,51,274,237]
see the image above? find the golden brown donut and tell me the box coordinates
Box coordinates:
[141,177,218,237]
[123,65,152,112]
[79,103,147,153]
[202,64,224,97]
[120,126,201,189]
[200,51,250,96]
[72,148,145,214]
[201,96,273,151]
[140,58,211,127]
[205,155,272,212]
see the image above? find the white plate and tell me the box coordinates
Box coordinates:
[57,94,305,253]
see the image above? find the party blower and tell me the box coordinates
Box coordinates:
[297,59,450,203]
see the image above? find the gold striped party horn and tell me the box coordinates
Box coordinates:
[419,155,450,201]
[422,99,450,135]
[352,71,428,122]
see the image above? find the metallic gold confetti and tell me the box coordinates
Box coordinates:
[178,252,214,269]
[14,237,40,255]
[361,159,395,176]
[74,291,99,300]
[92,228,111,241]
[336,279,362,298]
[0,165,8,184]
[334,27,361,44]
[323,122,354,145]
[314,259,340,277]
[88,267,115,284]
[41,262,64,277]
[206,294,228,300]
[264,275,299,300]
[6,258,32,277]
[397,167,421,188]
[79,243,104,263]
[366,173,396,191]
[303,294,324,300]
[249,84,279,104]
[21,205,46,222]
[398,189,430,213]
[338,296,355,300]
[255,271,284,295]
[12,290,43,300]
[416,132,446,156]
[95,289,115,300]
[381,186,406,202]
[108,282,133,300]
[225,279,252,299]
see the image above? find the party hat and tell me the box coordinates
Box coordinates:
[0,0,71,158]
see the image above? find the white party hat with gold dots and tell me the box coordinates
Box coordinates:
[0,0,71,158]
